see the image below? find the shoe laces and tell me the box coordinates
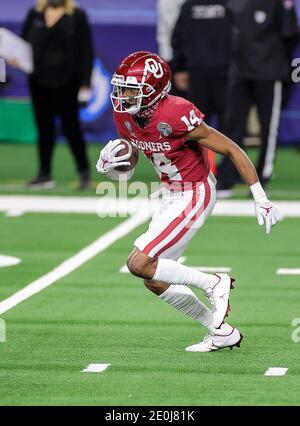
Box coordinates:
[203,333,213,345]
[204,288,216,312]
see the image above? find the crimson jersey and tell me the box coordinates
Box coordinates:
[113,95,210,185]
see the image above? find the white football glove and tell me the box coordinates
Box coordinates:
[250,182,281,234]
[254,201,281,235]
[96,139,131,175]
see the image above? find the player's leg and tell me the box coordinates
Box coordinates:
[188,74,217,174]
[143,279,214,331]
[128,249,233,332]
[188,72,212,120]
[128,248,219,291]
[211,75,228,135]
[143,278,242,351]
[58,79,90,188]
[216,75,252,195]
[254,80,282,185]
[28,80,56,186]
[127,174,233,328]
[126,177,219,288]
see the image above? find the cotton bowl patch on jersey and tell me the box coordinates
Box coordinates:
[157,122,172,137]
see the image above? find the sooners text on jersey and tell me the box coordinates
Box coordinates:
[113,95,210,186]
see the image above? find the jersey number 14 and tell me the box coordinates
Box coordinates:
[181,109,202,132]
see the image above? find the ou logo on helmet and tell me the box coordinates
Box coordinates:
[144,58,164,79]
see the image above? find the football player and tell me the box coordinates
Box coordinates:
[96,52,280,352]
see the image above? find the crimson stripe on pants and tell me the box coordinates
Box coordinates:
[153,181,211,258]
[143,183,200,255]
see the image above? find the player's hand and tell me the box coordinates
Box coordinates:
[254,201,281,234]
[96,140,131,174]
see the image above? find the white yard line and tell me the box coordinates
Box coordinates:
[0,195,299,314]
[264,367,288,376]
[277,269,300,275]
[0,213,149,315]
[120,262,231,274]
[119,264,131,274]
[1,196,300,217]
[0,255,21,268]
[193,266,232,273]
[213,200,300,217]
[120,255,187,273]
[82,363,111,373]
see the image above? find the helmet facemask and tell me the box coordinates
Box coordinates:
[110,74,156,115]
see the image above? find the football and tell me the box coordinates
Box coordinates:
[114,139,139,172]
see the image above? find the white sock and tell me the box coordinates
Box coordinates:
[153,258,219,291]
[159,285,215,332]
[160,285,234,335]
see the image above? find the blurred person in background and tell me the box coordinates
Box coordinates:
[171,0,232,174]
[157,0,187,96]
[10,0,94,189]
[216,0,299,197]
[171,0,231,132]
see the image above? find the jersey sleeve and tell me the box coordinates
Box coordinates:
[113,111,131,139]
[168,98,205,137]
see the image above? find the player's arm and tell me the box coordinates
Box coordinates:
[186,122,258,185]
[185,122,281,234]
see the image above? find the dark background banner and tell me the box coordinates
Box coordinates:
[1,0,300,145]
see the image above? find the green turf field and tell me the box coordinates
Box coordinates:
[0,142,300,406]
[0,143,300,199]
[0,208,300,405]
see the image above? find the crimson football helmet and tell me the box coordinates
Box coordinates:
[110,51,172,115]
